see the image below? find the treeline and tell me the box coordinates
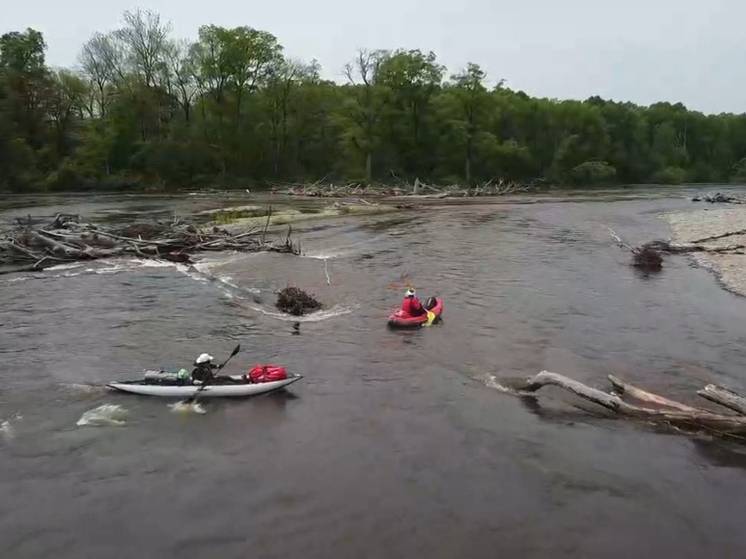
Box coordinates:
[2,9,746,192]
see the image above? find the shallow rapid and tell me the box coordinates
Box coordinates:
[2,188,746,558]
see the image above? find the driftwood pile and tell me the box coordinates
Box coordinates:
[0,212,300,274]
[274,178,533,199]
[515,371,746,439]
[691,192,746,204]
[276,286,322,316]
[607,227,745,272]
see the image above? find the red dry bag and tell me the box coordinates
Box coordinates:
[248,364,288,383]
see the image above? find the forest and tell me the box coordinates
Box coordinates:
[2,9,746,192]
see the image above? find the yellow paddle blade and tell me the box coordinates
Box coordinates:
[424,310,436,326]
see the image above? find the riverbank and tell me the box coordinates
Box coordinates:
[666,207,746,296]
[204,201,401,232]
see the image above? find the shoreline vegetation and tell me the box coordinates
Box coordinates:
[4,10,746,194]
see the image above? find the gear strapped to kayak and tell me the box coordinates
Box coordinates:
[107,347,300,397]
[248,365,288,383]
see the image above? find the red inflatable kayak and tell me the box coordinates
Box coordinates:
[388,297,443,328]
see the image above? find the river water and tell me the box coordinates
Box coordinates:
[2,188,746,558]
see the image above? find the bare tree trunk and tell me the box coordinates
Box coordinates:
[365,151,373,185]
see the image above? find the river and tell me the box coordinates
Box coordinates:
[2,187,746,558]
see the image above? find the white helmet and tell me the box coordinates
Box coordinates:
[405,288,415,298]
[195,353,214,364]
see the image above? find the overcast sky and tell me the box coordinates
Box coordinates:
[4,0,744,114]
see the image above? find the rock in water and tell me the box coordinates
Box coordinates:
[276,286,322,316]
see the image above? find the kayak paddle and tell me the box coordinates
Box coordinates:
[185,344,241,403]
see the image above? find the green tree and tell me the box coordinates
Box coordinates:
[48,69,88,157]
[436,63,495,183]
[6,10,746,193]
[0,28,51,188]
[337,49,388,183]
[376,49,444,177]
[570,161,617,185]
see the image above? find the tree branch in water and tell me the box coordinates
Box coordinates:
[516,371,746,438]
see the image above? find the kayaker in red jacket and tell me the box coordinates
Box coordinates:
[401,288,425,316]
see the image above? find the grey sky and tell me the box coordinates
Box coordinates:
[4,0,744,114]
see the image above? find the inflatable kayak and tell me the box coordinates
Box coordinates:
[388,297,443,328]
[107,374,302,398]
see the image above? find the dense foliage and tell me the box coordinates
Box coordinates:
[2,10,746,192]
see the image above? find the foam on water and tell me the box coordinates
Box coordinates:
[47,262,84,271]
[61,383,105,395]
[0,420,14,441]
[168,401,207,415]
[483,373,518,394]
[0,413,23,441]
[42,258,176,279]
[174,263,209,283]
[217,276,239,289]
[302,250,349,260]
[76,404,128,427]
[134,259,176,268]
[173,259,262,299]
[244,302,356,322]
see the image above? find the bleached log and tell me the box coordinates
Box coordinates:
[521,371,625,412]
[698,385,746,415]
[521,371,746,435]
[30,231,84,258]
[608,374,703,412]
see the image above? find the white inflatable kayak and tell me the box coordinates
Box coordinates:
[107,374,302,398]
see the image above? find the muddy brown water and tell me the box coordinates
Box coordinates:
[2,187,746,558]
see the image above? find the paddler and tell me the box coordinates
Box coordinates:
[401,288,426,316]
[191,353,220,383]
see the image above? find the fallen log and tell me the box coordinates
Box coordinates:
[608,374,703,412]
[698,385,746,415]
[518,371,746,437]
[29,230,85,258]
